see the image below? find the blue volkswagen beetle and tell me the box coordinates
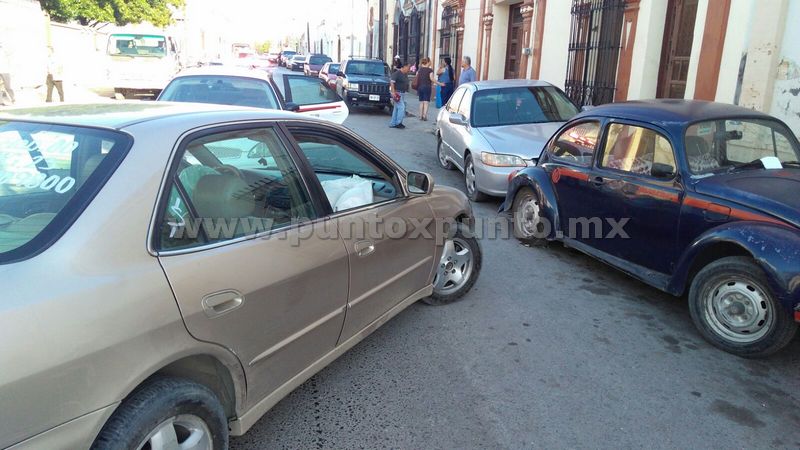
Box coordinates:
[502,99,800,357]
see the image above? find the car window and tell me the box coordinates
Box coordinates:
[472,86,579,127]
[289,131,400,212]
[309,56,331,65]
[159,75,280,110]
[601,123,676,177]
[158,127,316,250]
[447,88,466,113]
[685,119,800,174]
[0,121,130,262]
[549,121,600,167]
[457,88,473,120]
[285,77,340,106]
[329,63,340,74]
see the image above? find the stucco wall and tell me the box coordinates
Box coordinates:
[683,0,708,99]
[769,0,800,135]
[715,0,755,103]
[626,0,667,100]
[537,0,571,88]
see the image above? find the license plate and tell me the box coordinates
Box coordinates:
[369,95,380,101]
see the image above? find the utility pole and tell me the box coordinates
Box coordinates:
[378,0,385,61]
[307,22,311,53]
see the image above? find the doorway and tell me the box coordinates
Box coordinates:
[504,3,525,79]
[657,0,698,98]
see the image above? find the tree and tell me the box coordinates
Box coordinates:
[39,0,184,27]
[254,41,271,55]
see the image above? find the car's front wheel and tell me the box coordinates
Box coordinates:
[91,377,228,450]
[437,135,454,170]
[423,223,481,305]
[511,187,548,247]
[464,153,489,202]
[688,256,798,358]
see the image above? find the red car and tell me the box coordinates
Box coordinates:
[319,62,340,88]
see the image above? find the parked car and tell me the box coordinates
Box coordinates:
[335,57,392,110]
[503,99,800,357]
[320,62,341,88]
[0,102,480,448]
[289,54,309,72]
[304,54,332,77]
[436,80,579,202]
[157,66,349,124]
[279,50,297,67]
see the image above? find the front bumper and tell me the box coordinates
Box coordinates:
[345,90,391,106]
[472,158,520,197]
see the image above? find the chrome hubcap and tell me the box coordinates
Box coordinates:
[465,160,476,194]
[137,415,212,450]
[438,140,448,166]
[433,238,474,295]
[704,277,773,343]
[516,197,542,237]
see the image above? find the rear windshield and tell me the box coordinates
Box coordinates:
[108,34,167,57]
[159,75,280,109]
[472,86,579,127]
[345,61,388,76]
[0,121,130,263]
[310,56,331,65]
[328,64,341,73]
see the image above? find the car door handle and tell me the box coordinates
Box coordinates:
[354,240,375,257]
[592,176,605,187]
[202,291,244,318]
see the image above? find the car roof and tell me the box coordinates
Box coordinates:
[172,66,273,82]
[0,101,301,130]
[575,99,773,124]
[464,79,555,90]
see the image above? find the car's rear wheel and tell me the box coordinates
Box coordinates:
[512,187,548,247]
[91,377,228,450]
[423,223,481,305]
[437,136,454,170]
[464,154,489,202]
[688,256,797,358]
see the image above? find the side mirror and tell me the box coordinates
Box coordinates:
[651,162,676,179]
[448,112,467,126]
[407,171,434,195]
[285,102,301,112]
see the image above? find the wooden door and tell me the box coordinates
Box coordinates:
[504,4,525,79]
[657,0,698,98]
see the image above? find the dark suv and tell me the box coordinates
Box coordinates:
[335,58,392,109]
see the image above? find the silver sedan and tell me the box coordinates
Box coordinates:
[436,80,579,201]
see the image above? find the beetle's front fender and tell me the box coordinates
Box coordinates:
[500,167,561,240]
[670,222,800,313]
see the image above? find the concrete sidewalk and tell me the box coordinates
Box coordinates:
[394,89,440,136]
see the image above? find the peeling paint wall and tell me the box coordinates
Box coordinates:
[770,0,800,137]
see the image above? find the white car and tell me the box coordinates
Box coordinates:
[158,66,349,124]
[436,79,579,201]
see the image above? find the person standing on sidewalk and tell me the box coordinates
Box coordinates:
[0,43,15,106]
[459,56,476,86]
[389,62,410,129]
[415,57,438,121]
[436,57,455,107]
[46,47,65,103]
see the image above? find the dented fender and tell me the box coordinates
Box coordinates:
[670,221,800,313]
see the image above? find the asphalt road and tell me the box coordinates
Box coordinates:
[232,99,800,449]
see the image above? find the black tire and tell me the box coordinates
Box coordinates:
[437,135,455,170]
[91,377,228,450]
[688,256,797,358]
[511,187,548,247]
[464,153,490,202]
[422,223,482,306]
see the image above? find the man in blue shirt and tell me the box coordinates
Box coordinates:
[458,56,476,85]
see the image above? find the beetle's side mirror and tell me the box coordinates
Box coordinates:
[651,162,676,179]
[407,171,434,195]
[448,112,467,126]
[285,102,301,112]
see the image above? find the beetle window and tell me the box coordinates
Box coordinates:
[549,121,600,166]
[601,124,675,177]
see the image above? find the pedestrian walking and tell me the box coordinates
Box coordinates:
[0,43,15,106]
[389,61,411,129]
[459,56,476,86]
[46,47,64,103]
[414,57,438,121]
[436,57,455,107]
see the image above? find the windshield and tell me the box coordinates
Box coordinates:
[310,56,331,65]
[159,75,280,109]
[108,34,167,57]
[0,121,130,262]
[345,61,388,76]
[685,118,800,174]
[472,86,579,127]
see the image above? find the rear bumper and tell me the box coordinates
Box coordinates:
[345,91,391,106]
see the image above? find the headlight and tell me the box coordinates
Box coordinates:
[348,83,359,92]
[480,152,528,167]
